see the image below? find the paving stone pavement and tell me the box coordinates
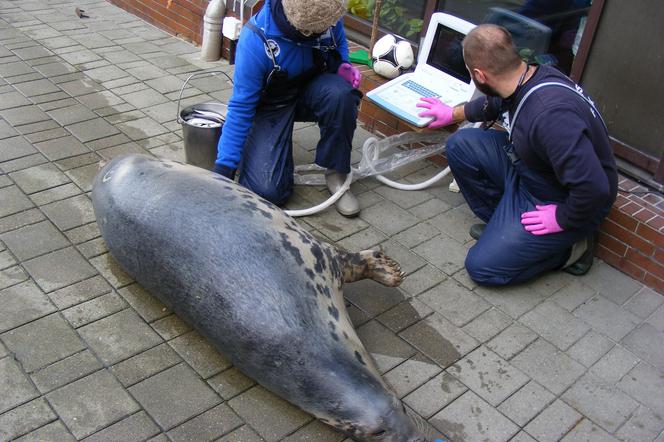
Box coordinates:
[0,1,663,441]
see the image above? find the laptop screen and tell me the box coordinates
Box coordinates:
[426,24,471,84]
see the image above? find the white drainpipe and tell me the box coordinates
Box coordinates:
[201,0,226,61]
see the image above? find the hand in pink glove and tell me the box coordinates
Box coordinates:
[337,62,361,89]
[521,204,564,235]
[416,97,454,129]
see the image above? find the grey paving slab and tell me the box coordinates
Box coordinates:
[47,275,112,310]
[392,221,440,249]
[397,264,447,297]
[12,78,59,97]
[0,220,69,261]
[34,134,90,161]
[30,350,102,394]
[0,208,44,236]
[399,313,478,368]
[216,425,264,442]
[228,385,311,442]
[448,346,529,406]
[497,380,555,427]
[110,343,181,387]
[117,283,171,322]
[0,265,29,290]
[379,240,428,276]
[624,286,664,319]
[1,313,85,372]
[616,405,664,442]
[34,60,78,76]
[0,60,34,77]
[418,278,490,327]
[169,331,232,379]
[62,291,127,328]
[377,298,433,333]
[563,373,639,433]
[622,323,664,370]
[360,200,420,236]
[566,330,614,367]
[207,365,257,402]
[520,301,591,350]
[582,260,644,305]
[511,339,585,395]
[560,419,619,442]
[281,420,345,442]
[0,356,39,414]
[9,162,70,193]
[0,104,50,126]
[475,283,548,319]
[574,295,641,341]
[78,308,162,365]
[115,115,169,140]
[430,391,519,442]
[345,279,407,318]
[384,354,442,397]
[0,118,19,139]
[357,320,417,373]
[461,307,512,343]
[0,397,56,442]
[46,103,98,126]
[402,371,467,419]
[413,234,468,276]
[83,411,160,442]
[524,399,583,442]
[41,193,95,230]
[589,345,640,384]
[167,403,243,442]
[66,117,120,142]
[0,280,56,333]
[14,420,75,442]
[23,246,97,292]
[646,304,664,332]
[487,322,538,360]
[45,369,140,439]
[128,363,221,430]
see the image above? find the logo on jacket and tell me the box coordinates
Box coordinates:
[264,39,280,58]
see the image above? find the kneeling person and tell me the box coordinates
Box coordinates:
[416,24,617,285]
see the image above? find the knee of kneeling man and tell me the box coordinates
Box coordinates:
[465,251,509,287]
[251,185,291,207]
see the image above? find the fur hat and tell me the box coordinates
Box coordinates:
[281,0,346,35]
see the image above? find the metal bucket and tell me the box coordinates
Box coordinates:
[176,71,233,170]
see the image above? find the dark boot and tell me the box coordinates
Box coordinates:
[563,232,597,276]
[469,223,486,240]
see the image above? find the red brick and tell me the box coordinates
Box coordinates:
[644,273,664,295]
[626,248,664,278]
[636,222,664,248]
[614,193,630,208]
[373,120,400,137]
[598,231,628,257]
[647,214,664,231]
[621,201,643,216]
[634,208,657,223]
[597,244,622,268]
[600,219,656,255]
[372,107,400,129]
[655,248,664,266]
[606,206,638,232]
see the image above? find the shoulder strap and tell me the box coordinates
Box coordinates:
[509,81,608,142]
[244,21,281,70]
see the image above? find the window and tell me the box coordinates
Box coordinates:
[346,0,428,41]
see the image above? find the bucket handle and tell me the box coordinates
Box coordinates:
[176,70,234,124]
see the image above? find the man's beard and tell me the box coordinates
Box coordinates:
[474,80,501,98]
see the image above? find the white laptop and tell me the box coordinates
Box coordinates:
[366,13,477,127]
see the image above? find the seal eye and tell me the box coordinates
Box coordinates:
[371,429,386,438]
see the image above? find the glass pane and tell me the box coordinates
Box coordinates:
[437,0,592,74]
[347,0,428,41]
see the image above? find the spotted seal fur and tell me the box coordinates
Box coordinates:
[92,154,428,442]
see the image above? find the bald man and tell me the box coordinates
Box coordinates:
[416,24,617,286]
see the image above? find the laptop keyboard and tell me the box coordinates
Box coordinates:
[402,80,440,98]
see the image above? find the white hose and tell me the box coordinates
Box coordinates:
[284,169,353,217]
[375,166,451,190]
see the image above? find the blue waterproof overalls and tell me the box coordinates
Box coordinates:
[234,23,362,206]
[446,82,610,286]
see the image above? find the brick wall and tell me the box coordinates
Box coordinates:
[107,0,208,45]
[356,56,664,295]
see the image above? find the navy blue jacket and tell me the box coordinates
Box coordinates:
[216,0,350,170]
[464,65,617,230]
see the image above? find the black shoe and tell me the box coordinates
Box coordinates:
[563,232,597,276]
[469,223,486,241]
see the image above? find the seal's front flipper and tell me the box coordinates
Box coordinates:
[340,249,404,287]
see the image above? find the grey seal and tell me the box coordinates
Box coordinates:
[92,154,428,442]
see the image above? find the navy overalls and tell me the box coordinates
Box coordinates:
[446,72,614,286]
[237,22,361,205]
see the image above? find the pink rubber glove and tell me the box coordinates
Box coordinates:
[416,97,454,128]
[521,204,564,235]
[337,62,361,89]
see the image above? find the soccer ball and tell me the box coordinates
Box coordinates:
[371,34,414,79]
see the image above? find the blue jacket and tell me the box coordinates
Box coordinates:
[216,0,350,169]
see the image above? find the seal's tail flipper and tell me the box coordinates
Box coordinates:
[339,249,405,287]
